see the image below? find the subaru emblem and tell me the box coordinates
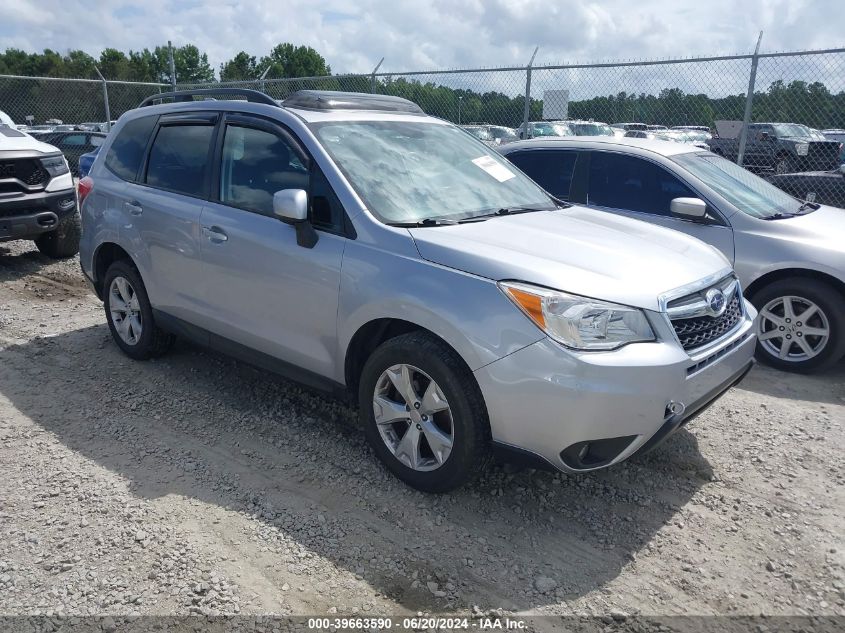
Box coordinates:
[705,288,727,317]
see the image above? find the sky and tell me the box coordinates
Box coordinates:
[0,0,842,75]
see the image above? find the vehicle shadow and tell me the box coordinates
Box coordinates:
[737,362,845,406]
[0,323,713,612]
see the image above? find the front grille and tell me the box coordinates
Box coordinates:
[672,294,742,351]
[805,142,841,171]
[666,276,744,352]
[0,158,49,189]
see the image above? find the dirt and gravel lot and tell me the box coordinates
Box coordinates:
[1,240,843,623]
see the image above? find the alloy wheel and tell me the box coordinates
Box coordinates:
[372,364,454,472]
[109,276,143,345]
[758,295,830,362]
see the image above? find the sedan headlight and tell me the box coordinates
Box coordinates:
[795,142,809,156]
[500,281,655,350]
[40,155,69,178]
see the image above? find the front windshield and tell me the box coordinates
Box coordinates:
[314,120,555,225]
[489,126,517,141]
[673,152,802,219]
[571,123,614,136]
[531,122,571,137]
[772,123,812,139]
[463,126,491,141]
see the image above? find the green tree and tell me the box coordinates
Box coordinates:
[259,43,331,78]
[220,51,259,81]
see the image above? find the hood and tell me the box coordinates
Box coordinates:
[409,206,730,311]
[747,205,845,255]
[0,126,61,154]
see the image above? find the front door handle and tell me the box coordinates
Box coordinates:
[202,225,228,243]
[125,201,143,216]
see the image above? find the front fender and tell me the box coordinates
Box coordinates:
[336,240,544,383]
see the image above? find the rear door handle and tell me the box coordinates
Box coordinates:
[125,201,143,216]
[202,225,228,243]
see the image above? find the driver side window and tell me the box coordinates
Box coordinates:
[587,151,696,217]
[220,124,309,217]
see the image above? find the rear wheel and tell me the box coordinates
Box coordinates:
[34,211,81,259]
[358,332,490,492]
[103,260,174,360]
[751,278,845,372]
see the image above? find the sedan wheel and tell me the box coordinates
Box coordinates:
[751,277,845,373]
[373,364,454,472]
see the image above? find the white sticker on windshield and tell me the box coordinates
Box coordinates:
[472,155,516,182]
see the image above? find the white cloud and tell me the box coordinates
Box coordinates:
[0,0,841,76]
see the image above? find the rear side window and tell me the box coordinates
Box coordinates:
[587,151,694,216]
[146,124,214,197]
[104,115,157,181]
[507,150,578,199]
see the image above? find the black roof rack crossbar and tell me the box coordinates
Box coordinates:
[139,88,278,108]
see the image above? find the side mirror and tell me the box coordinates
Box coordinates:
[670,197,708,219]
[273,189,318,248]
[273,189,308,222]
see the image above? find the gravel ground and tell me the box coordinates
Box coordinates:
[0,240,843,621]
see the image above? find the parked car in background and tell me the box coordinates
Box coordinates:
[0,120,80,258]
[821,129,845,164]
[769,164,845,209]
[560,120,615,136]
[707,121,841,174]
[672,126,711,133]
[78,146,100,178]
[25,125,55,136]
[78,89,756,491]
[517,120,573,139]
[647,125,668,131]
[461,124,518,147]
[39,131,107,176]
[501,136,845,372]
[612,123,648,132]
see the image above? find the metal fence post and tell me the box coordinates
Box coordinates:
[737,32,764,167]
[259,66,270,94]
[94,67,111,132]
[522,47,539,137]
[168,41,177,90]
[370,58,385,94]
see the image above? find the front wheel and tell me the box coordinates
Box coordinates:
[774,154,793,175]
[34,211,81,259]
[358,332,490,492]
[751,278,845,373]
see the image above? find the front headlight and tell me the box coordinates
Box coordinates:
[40,155,69,178]
[500,281,655,350]
[795,143,809,156]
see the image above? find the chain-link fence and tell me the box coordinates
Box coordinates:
[0,74,167,129]
[2,48,844,203]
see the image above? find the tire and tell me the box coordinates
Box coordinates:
[750,278,845,373]
[103,260,174,360]
[358,332,490,492]
[774,154,793,175]
[34,210,81,259]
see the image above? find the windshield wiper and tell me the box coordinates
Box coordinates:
[798,200,820,212]
[763,212,799,220]
[387,218,459,227]
[456,206,546,223]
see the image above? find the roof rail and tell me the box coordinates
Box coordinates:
[138,88,278,108]
[282,90,424,114]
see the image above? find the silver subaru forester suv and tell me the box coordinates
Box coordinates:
[78,89,756,492]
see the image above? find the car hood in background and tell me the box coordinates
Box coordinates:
[0,125,61,154]
[409,206,730,311]
[745,204,845,256]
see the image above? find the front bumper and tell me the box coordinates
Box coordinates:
[0,188,77,241]
[475,302,757,473]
